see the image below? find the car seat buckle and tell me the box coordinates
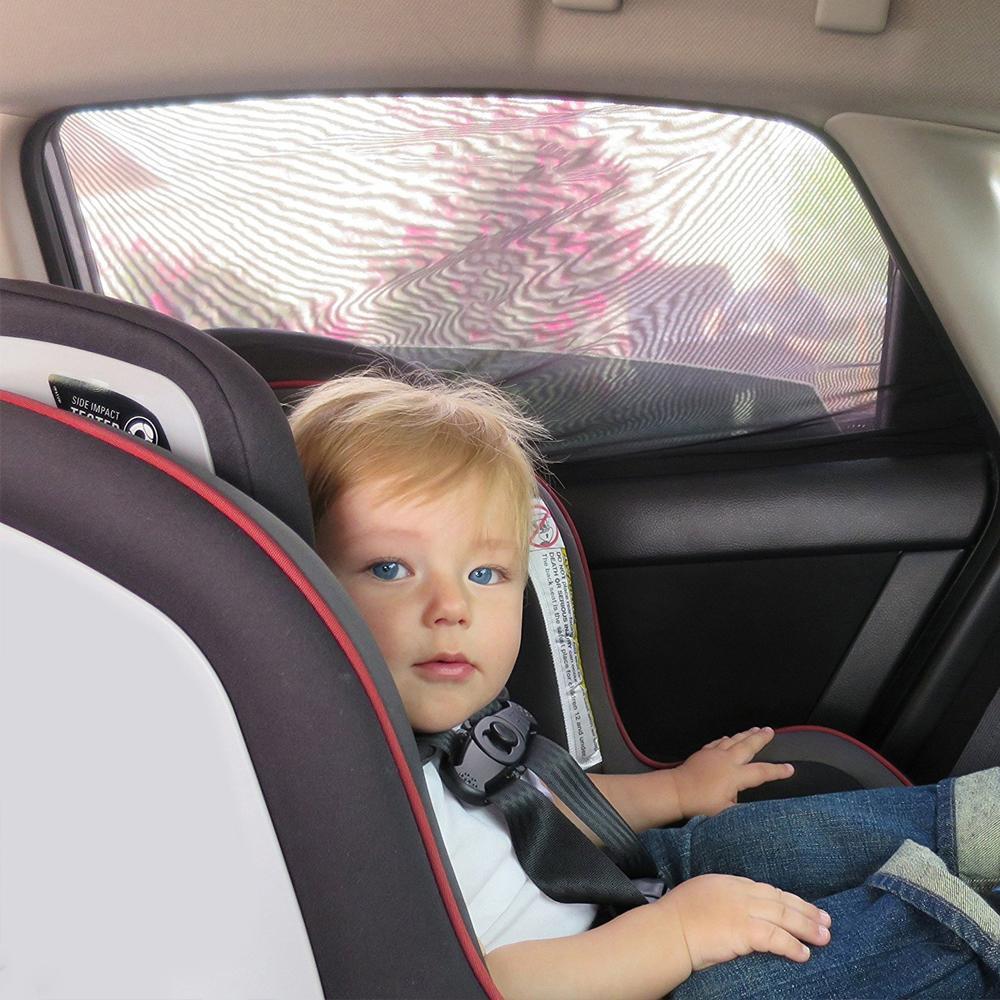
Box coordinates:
[441,702,537,805]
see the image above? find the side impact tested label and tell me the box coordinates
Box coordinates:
[49,375,171,451]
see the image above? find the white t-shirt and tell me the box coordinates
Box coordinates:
[423,760,598,952]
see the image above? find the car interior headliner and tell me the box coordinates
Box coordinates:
[2,0,1000,133]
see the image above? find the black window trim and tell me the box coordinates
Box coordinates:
[22,115,103,294]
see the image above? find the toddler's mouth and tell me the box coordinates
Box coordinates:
[414,654,475,680]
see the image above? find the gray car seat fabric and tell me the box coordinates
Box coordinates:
[0,278,315,544]
[210,325,910,795]
[0,283,497,998]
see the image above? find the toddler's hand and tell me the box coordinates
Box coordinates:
[660,873,832,972]
[674,727,794,817]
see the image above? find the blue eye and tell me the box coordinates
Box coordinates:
[469,566,499,585]
[369,561,409,581]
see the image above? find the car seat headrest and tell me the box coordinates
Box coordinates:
[0,279,315,545]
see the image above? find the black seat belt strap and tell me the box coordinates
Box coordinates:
[489,772,649,909]
[525,733,658,879]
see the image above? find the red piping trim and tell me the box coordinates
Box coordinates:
[543,484,913,786]
[2,390,500,1000]
[270,379,321,389]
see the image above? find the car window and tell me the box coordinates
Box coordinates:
[57,95,891,457]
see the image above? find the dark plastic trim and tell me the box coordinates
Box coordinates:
[878,453,1000,771]
[21,113,102,291]
[811,550,961,732]
[563,453,989,565]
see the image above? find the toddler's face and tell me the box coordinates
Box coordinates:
[317,474,526,732]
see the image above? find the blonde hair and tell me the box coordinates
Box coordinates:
[290,371,546,555]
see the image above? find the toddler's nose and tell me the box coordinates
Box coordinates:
[424,577,470,627]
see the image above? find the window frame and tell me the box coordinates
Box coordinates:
[18,90,964,448]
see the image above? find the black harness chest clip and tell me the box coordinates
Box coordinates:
[441,702,537,805]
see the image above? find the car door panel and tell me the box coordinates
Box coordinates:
[560,451,990,761]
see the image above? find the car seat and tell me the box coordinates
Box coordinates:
[0,278,499,998]
[208,324,912,795]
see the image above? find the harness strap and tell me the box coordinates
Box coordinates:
[524,734,658,878]
[417,694,662,912]
[489,771,648,909]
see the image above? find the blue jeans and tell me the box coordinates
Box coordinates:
[640,768,1000,999]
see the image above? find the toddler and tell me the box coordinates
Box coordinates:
[292,372,1000,1000]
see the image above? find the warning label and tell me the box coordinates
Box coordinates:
[529,499,602,769]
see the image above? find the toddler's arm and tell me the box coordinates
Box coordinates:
[486,873,832,1000]
[591,727,795,830]
[589,767,684,831]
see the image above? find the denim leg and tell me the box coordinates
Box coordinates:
[641,778,955,898]
[669,840,1000,1000]
[641,768,1000,899]
[642,769,1000,998]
